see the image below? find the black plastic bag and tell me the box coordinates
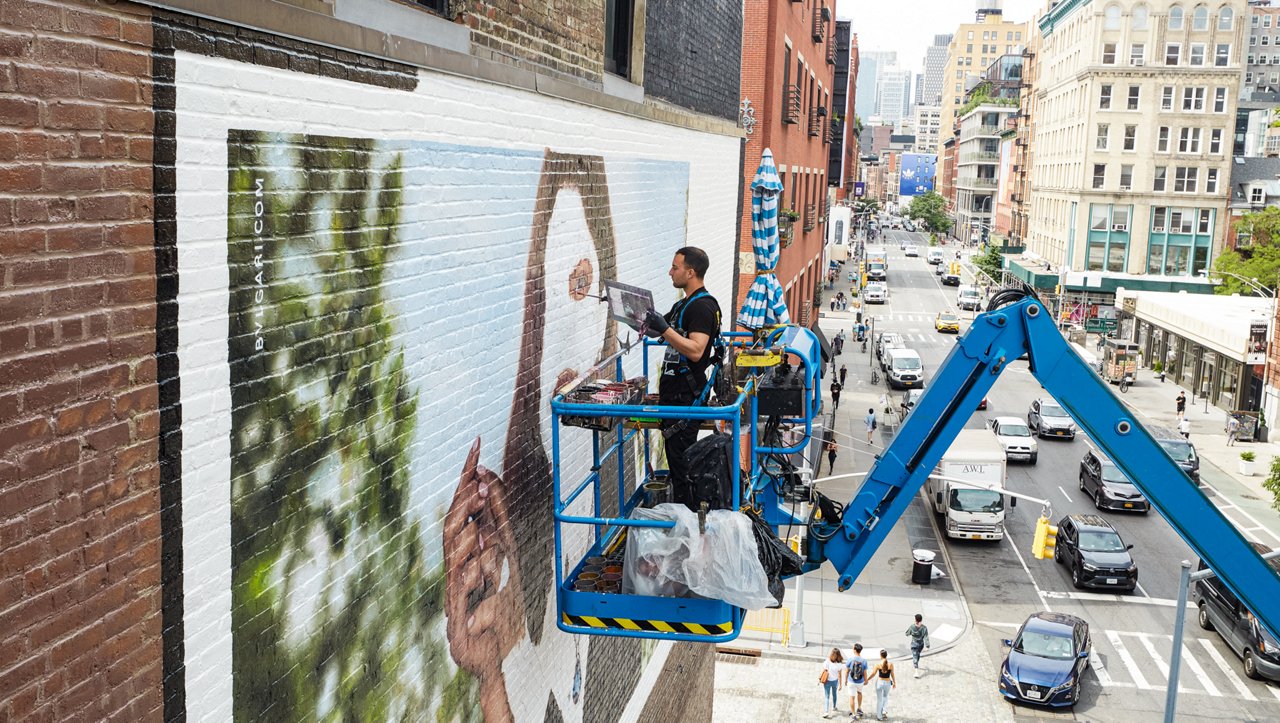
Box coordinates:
[744,508,805,608]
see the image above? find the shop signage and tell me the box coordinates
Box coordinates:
[1247,320,1269,365]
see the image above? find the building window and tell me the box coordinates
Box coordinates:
[604,0,635,78]
[1100,84,1113,109]
[1154,165,1168,191]
[1124,125,1137,150]
[1128,85,1141,109]
[1170,6,1184,30]
[1206,168,1219,193]
[1093,163,1107,189]
[1166,43,1181,65]
[782,45,792,122]
[1193,5,1209,31]
[1268,15,1274,28]
[1189,43,1206,65]
[1249,54,1256,65]
[1215,44,1231,66]
[1161,85,1175,110]
[1131,43,1146,65]
[1153,206,1167,231]
[1120,164,1134,190]
[1017,31,1022,40]
[1272,72,1279,84]
[1103,42,1118,64]
[1174,166,1198,192]
[1113,206,1131,231]
[1251,36,1258,47]
[1158,126,1170,151]
[1209,128,1223,153]
[1219,6,1234,30]
[1254,12,1261,28]
[1105,4,1122,30]
[968,30,974,39]
[1213,87,1227,112]
[1247,71,1254,83]
[1178,127,1202,153]
[1091,205,1109,231]
[1096,123,1110,150]
[1252,186,1265,203]
[1266,35,1273,46]
[1134,5,1149,29]
[967,43,974,52]
[1182,86,1206,110]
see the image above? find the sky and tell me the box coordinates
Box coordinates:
[837,0,1048,76]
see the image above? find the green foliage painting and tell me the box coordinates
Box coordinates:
[226,132,477,722]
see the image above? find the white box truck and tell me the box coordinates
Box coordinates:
[925,429,1011,541]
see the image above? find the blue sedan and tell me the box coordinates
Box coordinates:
[999,612,1091,707]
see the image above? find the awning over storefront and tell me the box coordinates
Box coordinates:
[1116,289,1272,363]
[1005,255,1059,290]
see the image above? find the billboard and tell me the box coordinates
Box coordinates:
[898,153,937,199]
[854,181,866,198]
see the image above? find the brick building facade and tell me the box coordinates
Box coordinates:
[737,0,840,328]
[0,0,743,720]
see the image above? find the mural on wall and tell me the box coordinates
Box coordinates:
[224,130,690,721]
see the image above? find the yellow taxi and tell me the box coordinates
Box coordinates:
[935,311,960,333]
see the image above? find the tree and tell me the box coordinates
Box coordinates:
[904,191,951,234]
[1263,455,1280,513]
[972,244,1004,282]
[1213,206,1280,296]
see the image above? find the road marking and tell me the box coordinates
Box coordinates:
[1178,641,1220,697]
[1002,529,1050,611]
[1196,638,1257,701]
[1106,630,1153,689]
[1042,590,1195,608]
[1135,581,1152,598]
[1088,653,1122,688]
[1057,485,1072,503]
[1133,632,1184,691]
[975,620,1021,629]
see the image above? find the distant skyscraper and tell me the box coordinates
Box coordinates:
[876,66,912,125]
[856,50,898,121]
[914,72,924,106]
[920,34,952,107]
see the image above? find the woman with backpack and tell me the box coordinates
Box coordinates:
[820,647,846,717]
[869,649,895,721]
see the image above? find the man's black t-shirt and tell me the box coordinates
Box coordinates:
[659,291,721,400]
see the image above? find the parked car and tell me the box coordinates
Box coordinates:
[935,312,960,333]
[1078,448,1150,513]
[957,284,983,310]
[876,332,905,363]
[999,611,1091,708]
[1053,514,1138,592]
[904,244,920,257]
[1147,424,1201,484]
[1027,398,1077,439]
[927,248,945,265]
[864,282,889,304]
[1194,543,1280,681]
[987,416,1038,464]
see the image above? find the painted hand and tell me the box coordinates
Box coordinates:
[445,437,525,677]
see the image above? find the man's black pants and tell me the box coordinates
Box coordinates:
[659,386,699,510]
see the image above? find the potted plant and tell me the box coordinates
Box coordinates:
[1240,450,1257,476]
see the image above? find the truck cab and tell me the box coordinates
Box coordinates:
[926,429,1010,540]
[957,284,982,310]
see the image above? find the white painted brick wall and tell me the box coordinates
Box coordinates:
[172,50,739,721]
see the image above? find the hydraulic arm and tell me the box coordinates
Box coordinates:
[811,292,1280,641]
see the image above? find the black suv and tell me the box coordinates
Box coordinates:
[1053,514,1137,592]
[1147,424,1201,484]
[1027,398,1076,440]
[1078,449,1149,513]
[1194,544,1280,682]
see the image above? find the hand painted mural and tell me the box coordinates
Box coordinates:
[223,130,689,721]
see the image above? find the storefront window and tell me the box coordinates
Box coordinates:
[1220,360,1238,409]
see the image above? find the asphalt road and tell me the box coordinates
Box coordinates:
[862,229,1280,721]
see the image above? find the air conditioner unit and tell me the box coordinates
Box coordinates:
[1112,224,1128,231]
[1134,59,1145,66]
[1153,226,1166,232]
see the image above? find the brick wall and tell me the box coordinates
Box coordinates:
[0,1,162,721]
[643,0,742,121]
[465,0,606,82]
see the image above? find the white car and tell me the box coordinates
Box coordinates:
[864,282,889,304]
[904,244,920,257]
[927,249,945,265]
[987,416,1039,464]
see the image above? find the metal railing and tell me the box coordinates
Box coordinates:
[959,151,1000,163]
[828,119,843,143]
[812,5,826,41]
[961,124,1004,139]
[809,110,824,137]
[959,177,999,188]
[783,84,802,124]
[804,204,817,231]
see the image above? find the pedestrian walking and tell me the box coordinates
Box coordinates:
[1175,391,1186,420]
[847,642,869,719]
[840,365,849,386]
[1179,416,1191,439]
[831,297,837,312]
[905,613,931,677]
[835,331,846,355]
[870,649,895,721]
[864,407,877,444]
[820,647,846,718]
[831,380,843,411]
[825,439,838,477]
[1227,414,1241,446]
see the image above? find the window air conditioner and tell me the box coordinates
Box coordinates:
[1112,224,1128,231]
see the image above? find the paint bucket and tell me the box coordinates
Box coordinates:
[643,480,671,507]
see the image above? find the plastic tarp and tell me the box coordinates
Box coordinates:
[622,504,776,610]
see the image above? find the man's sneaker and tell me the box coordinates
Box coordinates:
[913,669,921,678]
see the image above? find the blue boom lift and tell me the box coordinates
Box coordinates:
[549,289,1280,644]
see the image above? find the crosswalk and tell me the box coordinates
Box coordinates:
[1089,629,1279,700]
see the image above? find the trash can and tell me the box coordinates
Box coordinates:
[911,549,936,585]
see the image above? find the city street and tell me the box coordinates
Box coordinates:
[717,228,1280,721]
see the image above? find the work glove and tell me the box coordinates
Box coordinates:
[643,310,669,338]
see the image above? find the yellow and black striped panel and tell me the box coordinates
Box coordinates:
[562,613,733,637]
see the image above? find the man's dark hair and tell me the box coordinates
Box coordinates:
[676,246,710,278]
[914,613,923,623]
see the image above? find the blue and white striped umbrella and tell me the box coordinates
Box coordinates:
[737,148,791,330]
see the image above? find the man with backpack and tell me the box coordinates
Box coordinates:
[846,642,869,719]
[644,247,722,510]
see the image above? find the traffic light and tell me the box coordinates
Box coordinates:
[1031,515,1059,559]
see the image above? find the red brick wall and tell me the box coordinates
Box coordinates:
[0,1,162,720]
